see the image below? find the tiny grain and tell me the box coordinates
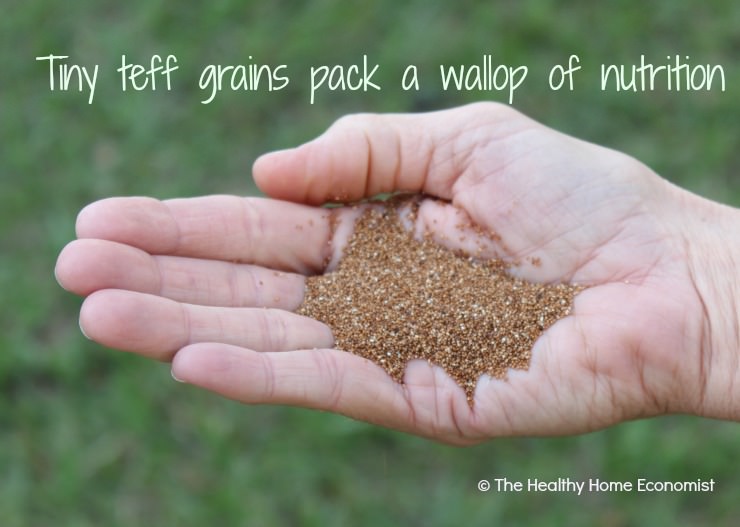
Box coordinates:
[298,198,584,404]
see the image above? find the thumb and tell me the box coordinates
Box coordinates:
[252,103,516,205]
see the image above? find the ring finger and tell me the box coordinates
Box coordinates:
[79,289,334,360]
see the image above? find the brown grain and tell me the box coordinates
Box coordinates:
[297,198,584,404]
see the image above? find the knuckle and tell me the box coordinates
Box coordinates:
[311,351,344,409]
[330,112,380,133]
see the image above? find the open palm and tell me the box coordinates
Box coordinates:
[56,103,710,444]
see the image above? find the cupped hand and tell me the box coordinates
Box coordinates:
[56,103,723,444]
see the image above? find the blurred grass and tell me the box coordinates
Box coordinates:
[2,0,739,525]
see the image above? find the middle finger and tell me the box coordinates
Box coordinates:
[57,239,306,309]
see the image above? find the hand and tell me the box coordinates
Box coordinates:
[55,103,740,444]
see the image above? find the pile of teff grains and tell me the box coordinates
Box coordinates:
[297,197,584,403]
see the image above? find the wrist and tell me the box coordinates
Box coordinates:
[679,192,740,420]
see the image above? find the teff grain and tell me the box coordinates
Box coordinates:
[297,199,584,404]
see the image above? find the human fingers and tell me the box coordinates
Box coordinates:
[75,195,352,274]
[171,343,485,445]
[253,102,530,205]
[56,239,305,309]
[169,335,614,443]
[79,289,333,361]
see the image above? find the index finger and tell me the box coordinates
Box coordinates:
[75,196,354,274]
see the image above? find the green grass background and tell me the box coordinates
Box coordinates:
[2,1,739,525]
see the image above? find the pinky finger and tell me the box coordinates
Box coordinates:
[171,343,418,432]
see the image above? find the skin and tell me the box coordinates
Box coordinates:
[55,103,740,445]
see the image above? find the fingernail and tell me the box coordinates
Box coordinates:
[78,319,91,340]
[53,266,62,288]
[254,149,293,171]
[171,369,186,383]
